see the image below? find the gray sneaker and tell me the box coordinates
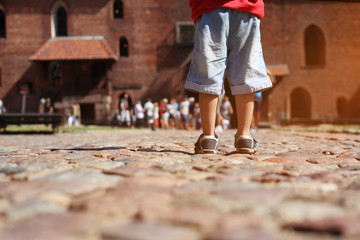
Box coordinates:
[194,134,218,154]
[234,135,258,154]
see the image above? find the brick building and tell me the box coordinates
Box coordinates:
[261,0,360,123]
[0,0,359,124]
[0,0,193,124]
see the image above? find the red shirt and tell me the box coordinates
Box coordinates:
[189,0,265,24]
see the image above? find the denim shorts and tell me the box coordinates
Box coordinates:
[185,8,273,95]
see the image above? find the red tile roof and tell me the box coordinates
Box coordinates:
[29,36,118,61]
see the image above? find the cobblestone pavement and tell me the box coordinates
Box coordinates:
[0,128,360,240]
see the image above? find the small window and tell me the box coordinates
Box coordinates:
[113,0,124,19]
[119,37,129,57]
[56,7,68,36]
[305,25,326,66]
[175,22,195,47]
[19,82,32,94]
[0,9,5,38]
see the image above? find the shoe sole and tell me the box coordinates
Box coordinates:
[195,149,217,154]
[235,148,257,154]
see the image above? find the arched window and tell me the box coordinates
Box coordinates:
[113,0,124,19]
[51,2,68,37]
[291,87,311,118]
[0,8,5,38]
[304,25,326,66]
[56,7,68,36]
[119,37,129,57]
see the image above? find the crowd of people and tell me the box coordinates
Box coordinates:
[116,95,201,131]
[116,93,262,132]
[0,92,263,132]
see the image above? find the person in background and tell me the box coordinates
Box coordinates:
[159,99,165,128]
[44,98,53,113]
[134,100,145,128]
[144,98,155,131]
[188,97,196,129]
[193,102,201,130]
[119,93,132,127]
[153,101,160,128]
[168,98,177,129]
[68,103,80,126]
[0,99,6,114]
[220,96,234,130]
[161,98,170,129]
[180,96,190,130]
[39,98,46,113]
[215,114,224,135]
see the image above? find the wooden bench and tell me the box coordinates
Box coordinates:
[0,113,65,132]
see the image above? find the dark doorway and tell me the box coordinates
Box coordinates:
[291,87,311,118]
[80,103,95,124]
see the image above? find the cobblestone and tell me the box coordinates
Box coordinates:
[0,128,359,239]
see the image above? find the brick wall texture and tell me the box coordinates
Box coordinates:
[261,0,360,120]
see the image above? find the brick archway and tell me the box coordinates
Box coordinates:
[291,87,311,118]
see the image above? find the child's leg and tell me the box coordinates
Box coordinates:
[235,93,254,137]
[199,92,218,137]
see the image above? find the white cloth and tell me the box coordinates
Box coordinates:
[68,115,79,126]
[180,100,190,115]
[119,110,131,123]
[144,101,154,117]
[221,100,232,117]
[134,103,144,119]
[154,106,159,120]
